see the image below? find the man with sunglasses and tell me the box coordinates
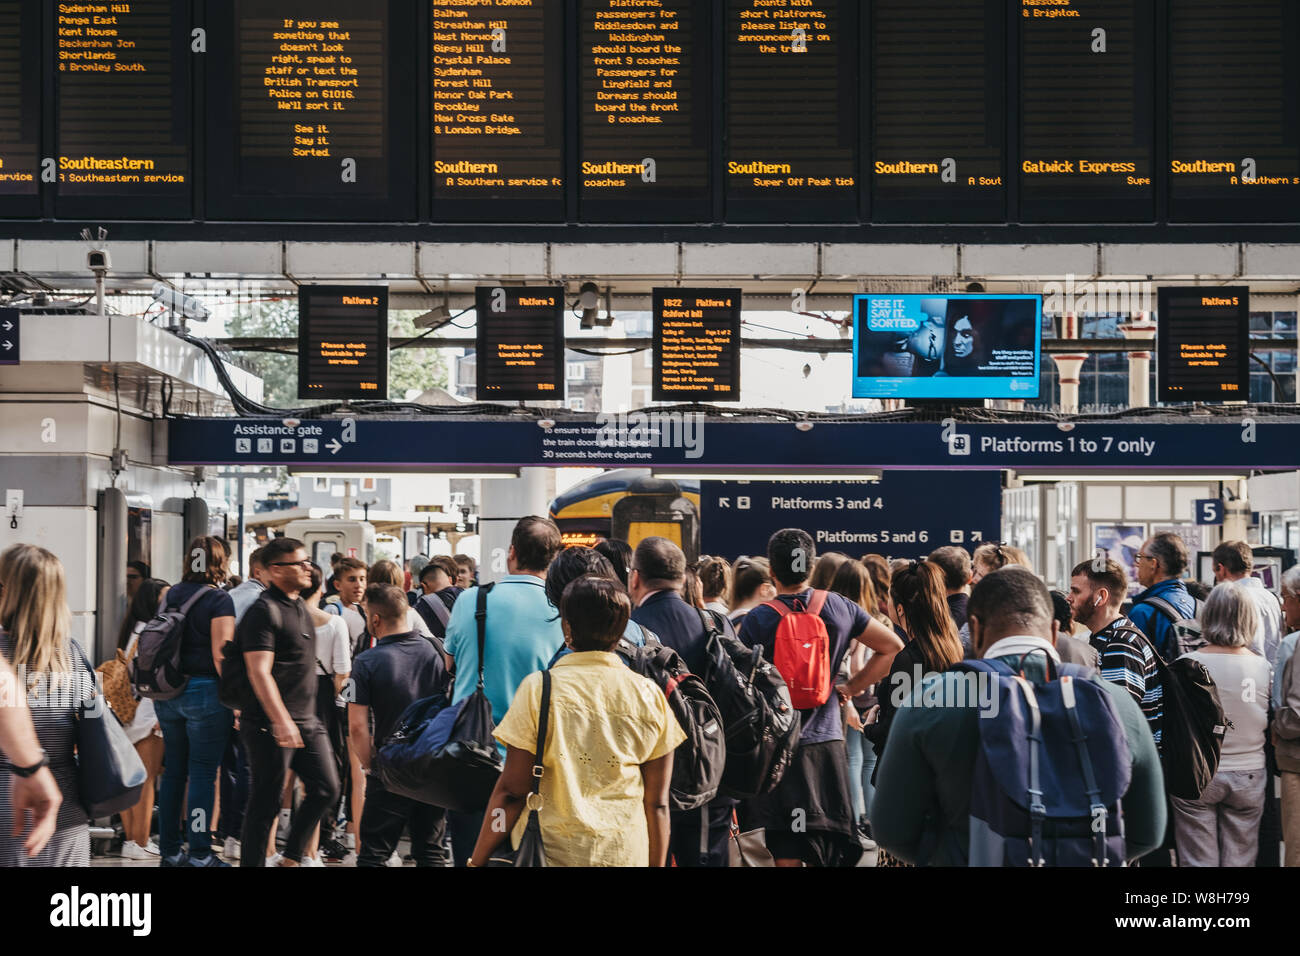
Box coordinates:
[237,536,341,867]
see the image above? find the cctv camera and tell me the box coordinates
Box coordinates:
[87,249,111,273]
[151,283,211,321]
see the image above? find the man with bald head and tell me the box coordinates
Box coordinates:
[871,566,1167,866]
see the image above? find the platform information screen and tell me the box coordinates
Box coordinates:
[652,288,742,402]
[852,293,1042,400]
[724,0,857,221]
[1168,0,1300,222]
[0,0,40,215]
[578,0,711,221]
[1156,286,1250,403]
[431,0,564,219]
[1019,0,1155,222]
[474,285,565,402]
[870,0,1005,222]
[297,285,389,400]
[208,0,410,220]
[53,0,190,218]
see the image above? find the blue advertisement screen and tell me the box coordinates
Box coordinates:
[852,294,1042,399]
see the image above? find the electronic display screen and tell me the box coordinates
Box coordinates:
[578,0,711,221]
[297,285,389,400]
[474,285,565,402]
[852,294,1042,400]
[1168,0,1300,222]
[432,0,565,220]
[206,0,414,221]
[53,0,190,219]
[1019,0,1155,222]
[0,0,40,216]
[1156,286,1249,403]
[870,0,1006,223]
[724,0,857,221]
[652,288,741,402]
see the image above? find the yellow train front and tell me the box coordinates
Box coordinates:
[548,469,702,562]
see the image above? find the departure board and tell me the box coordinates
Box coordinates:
[298,285,389,400]
[53,0,190,219]
[0,0,40,216]
[474,286,564,402]
[871,0,1006,222]
[1020,0,1155,222]
[1169,0,1300,222]
[432,0,564,220]
[206,0,414,221]
[1156,286,1249,403]
[724,0,857,221]
[579,0,711,221]
[653,288,742,403]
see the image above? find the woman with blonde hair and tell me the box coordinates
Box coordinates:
[0,544,95,866]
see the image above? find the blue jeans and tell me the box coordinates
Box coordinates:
[155,677,233,857]
[845,727,876,824]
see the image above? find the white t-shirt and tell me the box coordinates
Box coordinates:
[1184,649,1271,772]
[314,615,351,676]
[123,624,158,745]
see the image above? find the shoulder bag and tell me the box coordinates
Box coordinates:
[487,668,550,867]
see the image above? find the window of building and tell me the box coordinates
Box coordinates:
[567,362,585,381]
[567,397,585,412]
[313,477,330,493]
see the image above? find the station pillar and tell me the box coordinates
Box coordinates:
[1051,354,1089,414]
[1118,312,1158,409]
[477,468,555,585]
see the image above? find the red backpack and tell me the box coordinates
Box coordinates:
[763,590,831,710]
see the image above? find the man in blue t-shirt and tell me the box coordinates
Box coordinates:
[738,528,903,867]
[441,516,564,865]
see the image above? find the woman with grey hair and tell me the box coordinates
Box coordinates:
[1170,581,1272,866]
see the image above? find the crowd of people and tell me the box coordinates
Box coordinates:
[1,522,1298,868]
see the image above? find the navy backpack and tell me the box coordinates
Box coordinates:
[953,655,1132,867]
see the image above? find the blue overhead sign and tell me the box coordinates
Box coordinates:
[700,473,1003,561]
[168,417,1300,471]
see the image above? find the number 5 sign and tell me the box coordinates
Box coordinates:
[1194,499,1225,526]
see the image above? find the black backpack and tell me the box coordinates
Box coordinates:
[1110,621,1225,800]
[1154,651,1227,800]
[129,585,209,701]
[697,609,801,800]
[622,641,725,812]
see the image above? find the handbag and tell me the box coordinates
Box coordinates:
[728,810,775,867]
[487,669,551,867]
[96,647,139,727]
[73,641,148,817]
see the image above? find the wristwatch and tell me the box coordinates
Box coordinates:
[10,749,48,777]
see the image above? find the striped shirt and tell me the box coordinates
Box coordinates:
[1090,616,1163,749]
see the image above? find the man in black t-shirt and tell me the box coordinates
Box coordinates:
[237,537,341,868]
[349,583,450,867]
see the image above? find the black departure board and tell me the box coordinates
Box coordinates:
[474,286,565,401]
[653,288,741,403]
[53,0,190,219]
[579,0,711,221]
[298,285,389,400]
[1169,0,1300,222]
[1020,0,1155,222]
[724,0,857,222]
[1156,286,1249,403]
[206,0,415,221]
[432,0,564,220]
[870,0,1006,222]
[0,0,40,217]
